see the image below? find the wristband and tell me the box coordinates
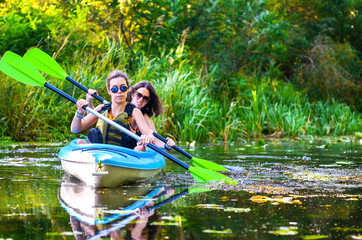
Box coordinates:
[76,111,85,119]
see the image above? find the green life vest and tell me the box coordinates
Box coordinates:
[95,103,138,148]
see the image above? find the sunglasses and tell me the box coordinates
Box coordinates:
[110,85,129,93]
[135,91,151,102]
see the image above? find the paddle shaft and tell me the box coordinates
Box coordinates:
[65,76,109,104]
[44,82,191,170]
[56,71,223,169]
[78,84,193,159]
[88,189,189,240]
[152,132,193,158]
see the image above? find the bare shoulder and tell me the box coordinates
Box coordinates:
[132,107,142,115]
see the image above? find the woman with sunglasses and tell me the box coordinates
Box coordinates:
[127,81,175,151]
[71,70,154,149]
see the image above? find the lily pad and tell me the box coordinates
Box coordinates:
[203,229,233,234]
[195,204,224,209]
[301,235,329,240]
[269,226,298,236]
[224,207,251,213]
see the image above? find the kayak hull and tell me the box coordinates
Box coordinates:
[58,139,166,188]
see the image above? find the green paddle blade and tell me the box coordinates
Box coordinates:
[23,48,68,80]
[0,51,46,86]
[191,156,229,171]
[188,167,237,185]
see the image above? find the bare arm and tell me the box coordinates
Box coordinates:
[144,114,176,148]
[144,114,156,132]
[131,108,155,144]
[70,99,102,133]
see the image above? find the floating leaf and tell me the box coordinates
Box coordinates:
[203,229,232,234]
[319,164,340,168]
[250,196,297,204]
[150,216,183,226]
[336,161,353,165]
[292,200,302,204]
[250,195,269,203]
[161,216,183,221]
[345,198,359,201]
[321,205,332,208]
[195,204,224,209]
[150,221,181,226]
[301,235,329,240]
[221,196,230,201]
[224,207,251,213]
[269,227,298,236]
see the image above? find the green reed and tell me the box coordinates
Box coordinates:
[0,44,360,143]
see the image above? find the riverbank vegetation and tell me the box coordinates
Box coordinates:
[0,0,361,143]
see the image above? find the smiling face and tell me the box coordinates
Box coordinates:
[107,77,129,104]
[131,87,150,109]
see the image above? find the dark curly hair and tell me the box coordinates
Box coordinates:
[127,81,165,117]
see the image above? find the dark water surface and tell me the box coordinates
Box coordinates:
[0,137,361,240]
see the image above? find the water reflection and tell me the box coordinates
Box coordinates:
[58,176,180,239]
[0,138,360,239]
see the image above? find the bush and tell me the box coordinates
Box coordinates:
[293,36,361,111]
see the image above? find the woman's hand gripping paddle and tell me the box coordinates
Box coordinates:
[23,47,229,172]
[0,51,237,185]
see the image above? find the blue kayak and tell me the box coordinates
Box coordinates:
[58,139,166,187]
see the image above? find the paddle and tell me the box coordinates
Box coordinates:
[152,132,229,171]
[23,48,109,104]
[88,187,209,240]
[23,47,229,172]
[0,51,237,185]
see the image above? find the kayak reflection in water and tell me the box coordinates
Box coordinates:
[68,187,175,240]
[69,206,161,240]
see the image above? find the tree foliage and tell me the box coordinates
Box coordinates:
[0,0,361,142]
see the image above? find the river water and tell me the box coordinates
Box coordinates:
[0,137,361,239]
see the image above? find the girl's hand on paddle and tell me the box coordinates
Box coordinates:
[86,89,98,109]
[166,137,176,147]
[139,134,155,146]
[76,99,88,114]
[87,89,98,99]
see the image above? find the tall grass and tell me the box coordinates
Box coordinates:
[0,44,361,143]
